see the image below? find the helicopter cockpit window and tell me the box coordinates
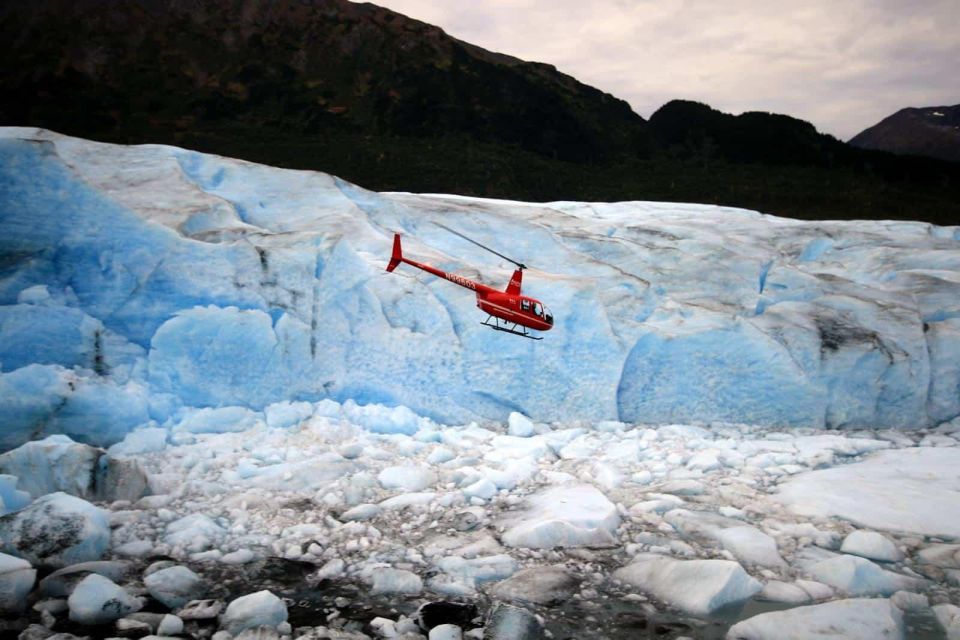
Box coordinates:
[544,306,554,325]
[521,300,531,311]
[534,302,543,317]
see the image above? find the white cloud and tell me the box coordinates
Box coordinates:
[373,0,960,139]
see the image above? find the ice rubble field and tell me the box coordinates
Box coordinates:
[0,128,959,638]
[2,409,960,639]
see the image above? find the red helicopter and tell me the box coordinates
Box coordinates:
[386,224,554,339]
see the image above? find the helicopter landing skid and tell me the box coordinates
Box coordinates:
[481,316,543,340]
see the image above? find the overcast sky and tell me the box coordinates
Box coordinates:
[373,0,959,140]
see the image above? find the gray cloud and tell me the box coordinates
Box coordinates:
[374,0,960,139]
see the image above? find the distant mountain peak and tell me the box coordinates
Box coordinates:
[849,104,960,163]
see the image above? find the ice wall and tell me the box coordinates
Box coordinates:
[1,128,958,448]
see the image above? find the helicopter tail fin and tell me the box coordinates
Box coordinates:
[386,233,403,272]
[505,268,523,295]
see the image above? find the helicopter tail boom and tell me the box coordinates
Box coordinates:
[386,233,403,272]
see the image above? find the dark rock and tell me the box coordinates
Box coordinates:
[96,456,149,503]
[613,612,648,630]
[654,621,692,636]
[417,601,479,631]
[250,556,316,583]
[18,624,55,640]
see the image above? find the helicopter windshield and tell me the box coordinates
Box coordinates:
[543,305,553,325]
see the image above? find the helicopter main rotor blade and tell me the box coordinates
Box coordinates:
[434,222,526,270]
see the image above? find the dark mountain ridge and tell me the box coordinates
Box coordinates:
[0,0,647,162]
[850,105,960,164]
[1,0,958,224]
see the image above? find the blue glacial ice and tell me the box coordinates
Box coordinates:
[1,127,959,449]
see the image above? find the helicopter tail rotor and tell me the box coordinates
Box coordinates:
[386,233,403,272]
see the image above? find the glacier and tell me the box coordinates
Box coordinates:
[1,127,959,449]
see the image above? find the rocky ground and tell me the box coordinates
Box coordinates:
[1,403,960,639]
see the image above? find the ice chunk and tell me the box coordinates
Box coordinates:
[221,549,256,565]
[727,598,904,640]
[221,590,288,635]
[429,624,463,640]
[173,406,263,434]
[932,604,960,640]
[918,543,960,569]
[340,504,380,522]
[629,494,685,515]
[655,479,705,496]
[613,553,761,616]
[484,603,542,640]
[243,455,354,491]
[107,427,168,456]
[380,492,436,511]
[462,478,498,501]
[0,435,100,498]
[264,401,314,429]
[177,598,225,620]
[840,530,904,563]
[0,435,147,502]
[795,579,834,601]
[427,447,456,465]
[144,566,206,609]
[370,568,423,595]
[0,552,35,613]
[507,412,536,437]
[662,508,744,546]
[776,447,960,538]
[501,484,620,549]
[756,581,809,604]
[486,436,552,463]
[686,450,721,471]
[0,492,110,567]
[116,540,154,558]
[68,574,142,625]
[158,613,185,636]
[0,475,31,515]
[890,590,929,612]
[315,558,345,580]
[343,401,425,435]
[0,365,152,450]
[377,466,438,492]
[16,285,50,304]
[437,555,517,584]
[808,555,925,596]
[163,514,226,553]
[490,565,579,605]
[39,560,134,598]
[716,526,785,569]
